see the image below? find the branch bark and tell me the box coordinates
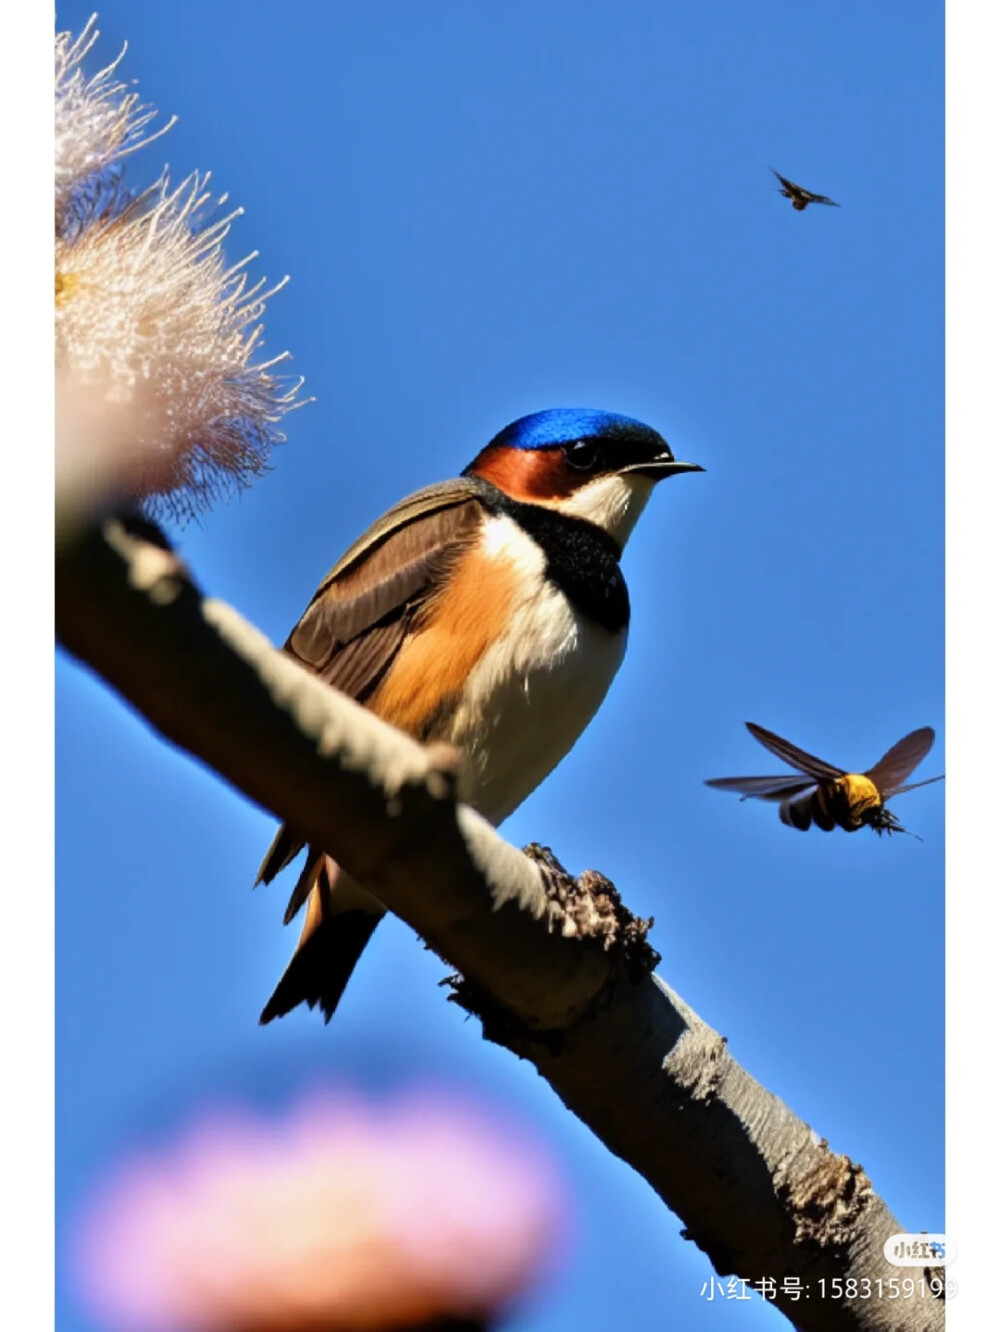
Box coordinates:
[56,518,945,1332]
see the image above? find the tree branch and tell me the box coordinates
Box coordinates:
[56,518,944,1332]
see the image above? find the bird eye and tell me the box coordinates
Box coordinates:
[563,439,601,471]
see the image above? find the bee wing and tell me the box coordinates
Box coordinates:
[705,774,817,803]
[805,191,840,207]
[886,774,945,799]
[745,722,845,781]
[865,727,936,796]
[770,167,796,191]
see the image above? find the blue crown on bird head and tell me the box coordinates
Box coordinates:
[483,408,668,453]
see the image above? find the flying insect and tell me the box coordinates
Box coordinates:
[706,722,943,835]
[771,167,840,211]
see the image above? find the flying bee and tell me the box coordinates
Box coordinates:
[770,167,840,211]
[706,722,944,836]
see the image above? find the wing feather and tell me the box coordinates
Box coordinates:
[258,479,487,905]
[287,480,485,694]
[805,191,840,207]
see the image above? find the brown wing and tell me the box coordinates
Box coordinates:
[771,167,798,192]
[287,478,486,695]
[864,727,936,797]
[256,478,487,909]
[705,774,817,803]
[745,722,845,782]
[889,775,945,798]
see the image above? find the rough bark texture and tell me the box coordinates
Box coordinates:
[56,518,945,1332]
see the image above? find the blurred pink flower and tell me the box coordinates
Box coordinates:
[68,1091,567,1332]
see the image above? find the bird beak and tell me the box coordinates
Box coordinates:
[624,456,704,480]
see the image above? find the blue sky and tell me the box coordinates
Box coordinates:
[56,3,943,1329]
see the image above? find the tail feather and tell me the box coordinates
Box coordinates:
[254,823,305,887]
[283,847,324,926]
[259,858,384,1024]
[260,909,382,1025]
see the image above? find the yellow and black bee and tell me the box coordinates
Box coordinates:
[706,722,943,835]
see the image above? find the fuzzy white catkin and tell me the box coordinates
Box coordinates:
[55,15,307,525]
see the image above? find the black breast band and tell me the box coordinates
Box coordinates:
[479,486,630,634]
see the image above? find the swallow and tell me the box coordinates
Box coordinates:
[771,168,840,211]
[256,408,702,1023]
[706,722,943,835]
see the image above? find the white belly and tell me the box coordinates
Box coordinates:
[445,514,627,824]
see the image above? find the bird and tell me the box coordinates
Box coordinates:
[770,167,840,212]
[705,722,943,835]
[255,408,703,1024]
